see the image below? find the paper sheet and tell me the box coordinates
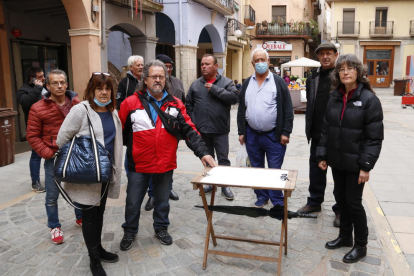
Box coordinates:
[200,167,289,189]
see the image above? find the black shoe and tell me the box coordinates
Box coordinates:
[199,185,213,195]
[169,189,179,201]
[221,187,234,200]
[325,237,353,249]
[343,245,367,263]
[31,181,45,193]
[99,245,119,263]
[155,228,173,245]
[90,258,107,276]
[120,234,136,251]
[334,214,340,228]
[145,197,155,211]
[297,204,321,214]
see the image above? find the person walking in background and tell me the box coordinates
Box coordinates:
[297,42,341,227]
[57,72,122,276]
[116,55,144,109]
[186,54,239,200]
[119,60,216,251]
[283,71,291,85]
[17,67,46,193]
[237,48,293,208]
[26,69,82,245]
[234,79,242,92]
[317,54,383,264]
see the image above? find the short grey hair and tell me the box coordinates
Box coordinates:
[251,48,269,62]
[136,60,171,93]
[127,55,144,67]
[47,69,67,84]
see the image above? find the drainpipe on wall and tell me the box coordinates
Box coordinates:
[101,0,106,49]
[179,0,183,80]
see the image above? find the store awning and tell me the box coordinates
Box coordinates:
[281,57,321,71]
[359,41,401,46]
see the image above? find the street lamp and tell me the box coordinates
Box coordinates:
[234,29,242,38]
[334,37,340,49]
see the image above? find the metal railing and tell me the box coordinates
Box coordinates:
[256,22,312,36]
[337,21,360,35]
[105,0,163,8]
[244,5,256,25]
[411,20,414,35]
[369,21,394,35]
[226,18,247,41]
[215,0,234,10]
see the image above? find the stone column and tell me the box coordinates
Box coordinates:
[214,52,226,76]
[242,46,252,80]
[129,36,159,63]
[68,28,102,97]
[101,29,111,73]
[174,45,198,93]
[230,49,243,82]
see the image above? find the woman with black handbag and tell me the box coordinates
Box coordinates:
[57,73,122,276]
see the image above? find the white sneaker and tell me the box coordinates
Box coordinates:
[51,227,64,244]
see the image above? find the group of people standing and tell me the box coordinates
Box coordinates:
[17,41,383,276]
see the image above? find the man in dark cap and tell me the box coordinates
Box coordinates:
[298,42,340,227]
[140,54,184,211]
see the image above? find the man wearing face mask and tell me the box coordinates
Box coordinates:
[237,48,293,208]
[186,54,239,200]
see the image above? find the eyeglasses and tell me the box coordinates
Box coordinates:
[49,81,67,87]
[339,67,357,74]
[318,52,334,57]
[92,72,110,77]
[165,65,173,70]
[147,75,165,81]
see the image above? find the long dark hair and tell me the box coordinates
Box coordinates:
[331,54,375,93]
[84,73,116,112]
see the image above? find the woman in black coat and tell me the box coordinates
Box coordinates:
[316,54,384,263]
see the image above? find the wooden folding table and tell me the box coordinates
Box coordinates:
[191,166,297,276]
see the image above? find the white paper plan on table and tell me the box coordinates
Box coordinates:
[200,167,289,189]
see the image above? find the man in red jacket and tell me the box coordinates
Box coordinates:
[118,60,216,251]
[27,69,82,245]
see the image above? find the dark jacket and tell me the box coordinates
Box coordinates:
[237,73,294,141]
[27,91,80,159]
[186,74,239,134]
[316,83,384,172]
[169,76,186,104]
[16,83,43,125]
[116,72,139,109]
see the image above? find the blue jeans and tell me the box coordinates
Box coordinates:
[44,158,82,228]
[30,150,42,183]
[122,170,173,235]
[246,125,286,206]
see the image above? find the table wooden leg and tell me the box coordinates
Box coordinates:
[203,206,214,269]
[277,215,285,276]
[210,186,217,246]
[284,195,288,255]
[198,185,217,245]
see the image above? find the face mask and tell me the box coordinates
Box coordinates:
[94,98,112,107]
[255,62,268,74]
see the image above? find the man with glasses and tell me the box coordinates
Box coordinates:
[26,69,82,244]
[298,42,341,227]
[119,60,216,250]
[186,54,239,200]
[17,67,46,193]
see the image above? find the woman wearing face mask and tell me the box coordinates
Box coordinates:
[57,73,123,276]
[316,54,384,263]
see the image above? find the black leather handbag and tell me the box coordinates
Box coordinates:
[54,104,113,184]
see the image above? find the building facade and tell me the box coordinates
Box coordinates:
[247,0,321,77]
[327,0,414,88]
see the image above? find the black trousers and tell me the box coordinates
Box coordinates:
[331,168,368,247]
[81,183,109,258]
[200,133,230,166]
[308,139,339,214]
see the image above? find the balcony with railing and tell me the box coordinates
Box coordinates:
[106,0,164,12]
[244,5,256,26]
[369,21,394,37]
[410,20,414,36]
[226,18,247,47]
[337,21,360,37]
[193,0,234,16]
[256,22,312,40]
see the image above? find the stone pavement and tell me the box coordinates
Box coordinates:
[0,88,408,276]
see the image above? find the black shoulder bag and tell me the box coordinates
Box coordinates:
[148,100,183,140]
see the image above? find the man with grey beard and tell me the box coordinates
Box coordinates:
[118,60,216,251]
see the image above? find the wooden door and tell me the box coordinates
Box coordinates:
[364,46,394,88]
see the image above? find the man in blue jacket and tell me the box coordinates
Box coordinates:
[237,48,293,208]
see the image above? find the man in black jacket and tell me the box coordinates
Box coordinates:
[297,42,340,227]
[116,55,144,109]
[16,67,46,193]
[237,48,293,208]
[186,54,239,200]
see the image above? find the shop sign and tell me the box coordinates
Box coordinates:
[259,41,292,51]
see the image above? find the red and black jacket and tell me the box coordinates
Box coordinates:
[119,91,209,174]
